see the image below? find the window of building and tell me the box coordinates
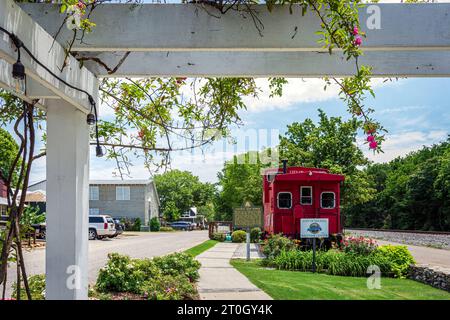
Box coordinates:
[89,186,99,201]
[0,206,7,217]
[300,186,313,205]
[321,192,335,209]
[277,192,292,209]
[89,208,100,215]
[116,186,130,201]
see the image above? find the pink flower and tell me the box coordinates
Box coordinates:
[367,135,375,142]
[369,140,378,150]
[354,36,362,46]
[352,26,359,36]
[76,1,86,9]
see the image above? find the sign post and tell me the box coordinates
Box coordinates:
[300,218,329,273]
[246,228,251,261]
[233,202,263,262]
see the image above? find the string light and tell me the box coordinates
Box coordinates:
[0,25,104,157]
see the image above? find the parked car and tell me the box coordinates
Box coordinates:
[110,219,125,238]
[170,221,194,231]
[89,215,116,240]
[31,223,46,240]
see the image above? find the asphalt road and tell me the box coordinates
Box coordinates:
[4,230,208,298]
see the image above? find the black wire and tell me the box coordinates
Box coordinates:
[0,25,102,153]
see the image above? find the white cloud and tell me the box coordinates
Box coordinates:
[362,130,448,163]
[376,105,426,115]
[243,78,400,113]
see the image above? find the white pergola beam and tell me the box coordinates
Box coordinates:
[0,59,47,107]
[0,0,98,112]
[80,50,450,78]
[19,3,450,52]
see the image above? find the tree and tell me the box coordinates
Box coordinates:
[345,139,450,231]
[215,151,269,221]
[279,109,375,208]
[153,170,215,222]
[0,128,20,185]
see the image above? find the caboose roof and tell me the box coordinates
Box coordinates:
[265,167,345,182]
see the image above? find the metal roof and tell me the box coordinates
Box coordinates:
[89,180,153,185]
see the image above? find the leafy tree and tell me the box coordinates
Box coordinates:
[279,109,375,208]
[215,151,269,221]
[0,127,20,185]
[153,170,215,222]
[345,139,450,231]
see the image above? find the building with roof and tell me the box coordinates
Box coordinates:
[0,177,7,221]
[27,179,160,228]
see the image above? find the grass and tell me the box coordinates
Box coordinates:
[231,259,450,300]
[184,240,218,257]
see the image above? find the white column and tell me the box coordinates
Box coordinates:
[46,99,89,300]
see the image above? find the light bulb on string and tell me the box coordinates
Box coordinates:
[12,57,26,93]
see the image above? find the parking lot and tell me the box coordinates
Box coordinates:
[5,230,208,298]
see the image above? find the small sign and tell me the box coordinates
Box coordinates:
[233,203,263,229]
[217,225,231,233]
[300,218,329,238]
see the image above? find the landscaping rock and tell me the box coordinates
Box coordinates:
[408,264,450,292]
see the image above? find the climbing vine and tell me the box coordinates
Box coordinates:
[44,0,384,153]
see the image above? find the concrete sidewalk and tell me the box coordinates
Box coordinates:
[196,242,272,300]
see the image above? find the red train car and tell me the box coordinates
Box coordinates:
[263,161,345,240]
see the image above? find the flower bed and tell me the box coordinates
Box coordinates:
[263,235,415,278]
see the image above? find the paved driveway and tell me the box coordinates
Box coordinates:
[5,230,208,297]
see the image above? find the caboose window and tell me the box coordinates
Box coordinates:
[300,186,313,205]
[277,192,292,209]
[321,192,335,209]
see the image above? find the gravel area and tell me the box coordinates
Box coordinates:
[345,229,450,250]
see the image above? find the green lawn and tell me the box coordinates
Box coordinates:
[184,240,218,257]
[231,260,450,300]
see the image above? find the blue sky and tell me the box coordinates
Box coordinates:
[25,77,449,184]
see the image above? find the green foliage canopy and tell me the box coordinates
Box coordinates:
[154,170,215,222]
[345,139,450,231]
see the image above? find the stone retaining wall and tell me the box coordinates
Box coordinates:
[408,265,450,292]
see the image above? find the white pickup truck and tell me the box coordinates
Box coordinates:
[89,215,116,240]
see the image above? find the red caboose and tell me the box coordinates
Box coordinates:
[263,161,345,240]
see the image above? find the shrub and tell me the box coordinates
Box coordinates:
[341,236,378,256]
[152,252,201,282]
[323,250,391,277]
[374,245,415,278]
[96,252,201,296]
[250,227,262,243]
[142,275,198,300]
[120,217,142,231]
[271,249,393,277]
[12,274,45,300]
[231,230,247,243]
[133,218,142,231]
[96,253,159,293]
[262,234,296,259]
[149,217,161,232]
[211,232,226,242]
[160,226,174,232]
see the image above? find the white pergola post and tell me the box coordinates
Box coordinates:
[45,99,90,300]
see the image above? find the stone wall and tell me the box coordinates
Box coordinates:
[408,265,450,292]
